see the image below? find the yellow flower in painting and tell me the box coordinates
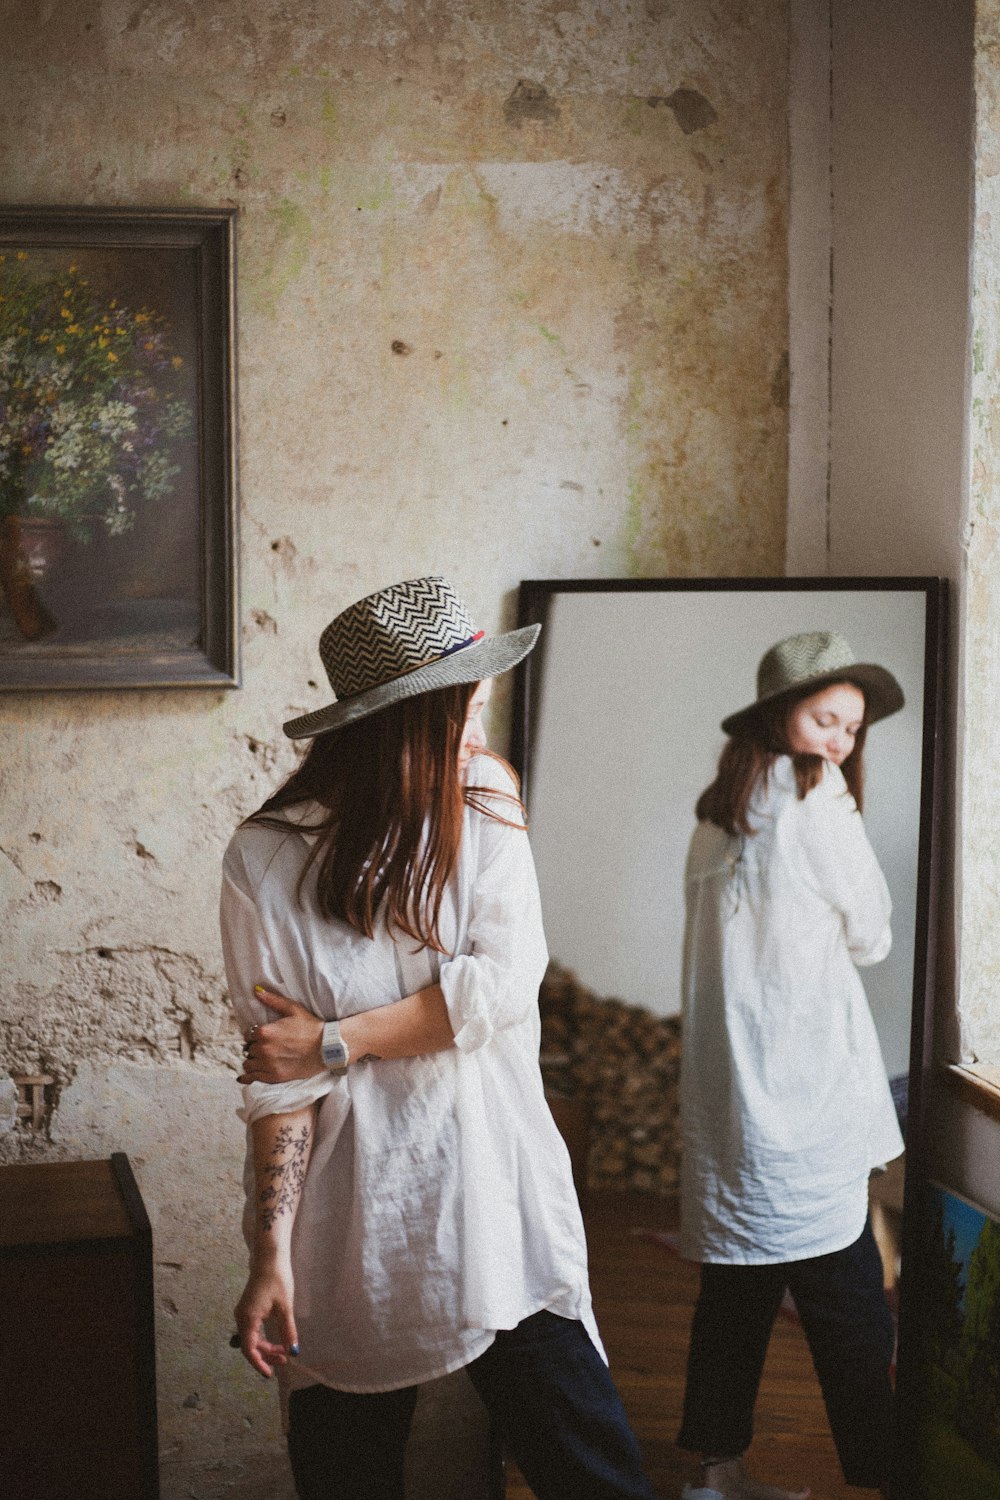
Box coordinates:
[67,323,82,335]
[68,263,78,274]
[60,306,71,319]
[117,327,128,336]
[55,343,66,354]
[20,442,32,455]
[144,340,156,350]
[171,355,183,368]
[135,312,151,324]
[16,251,28,261]
[110,298,117,309]
[106,350,118,362]
[37,332,50,343]
[98,335,110,348]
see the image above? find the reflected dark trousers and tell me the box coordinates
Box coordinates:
[287,1309,658,1500]
[678,1217,895,1488]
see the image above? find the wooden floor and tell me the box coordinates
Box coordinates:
[504,1192,884,1500]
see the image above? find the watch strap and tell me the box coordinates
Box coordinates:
[321,1019,349,1075]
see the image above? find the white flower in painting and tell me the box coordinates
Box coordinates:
[48,420,87,471]
[102,473,135,536]
[95,400,138,440]
[139,449,181,500]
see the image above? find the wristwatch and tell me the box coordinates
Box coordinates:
[320,1020,350,1075]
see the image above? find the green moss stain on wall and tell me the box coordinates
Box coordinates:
[617,227,786,577]
[623,475,647,568]
[253,197,313,317]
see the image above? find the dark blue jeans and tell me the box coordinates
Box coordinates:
[678,1217,895,1488]
[287,1310,658,1500]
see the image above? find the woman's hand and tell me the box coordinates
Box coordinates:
[240,988,324,1084]
[235,1257,299,1377]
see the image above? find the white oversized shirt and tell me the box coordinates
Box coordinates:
[219,754,601,1393]
[679,757,905,1265]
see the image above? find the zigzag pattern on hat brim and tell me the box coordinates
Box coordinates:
[720,663,905,737]
[757,633,853,701]
[283,624,541,739]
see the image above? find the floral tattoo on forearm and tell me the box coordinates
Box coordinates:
[258,1122,311,1231]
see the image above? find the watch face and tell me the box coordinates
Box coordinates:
[322,1040,348,1070]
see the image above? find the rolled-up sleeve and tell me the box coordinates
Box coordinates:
[220,853,335,1124]
[438,794,549,1053]
[798,771,892,966]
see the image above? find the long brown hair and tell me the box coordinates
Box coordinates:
[696,679,868,837]
[248,681,524,952]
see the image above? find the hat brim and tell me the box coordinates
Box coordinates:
[283,623,541,739]
[720,663,905,737]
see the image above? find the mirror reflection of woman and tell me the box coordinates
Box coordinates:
[677,632,906,1500]
[221,577,658,1500]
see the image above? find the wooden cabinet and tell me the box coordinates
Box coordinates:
[0,1153,159,1498]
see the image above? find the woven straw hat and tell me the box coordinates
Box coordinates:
[283,576,540,739]
[720,630,905,736]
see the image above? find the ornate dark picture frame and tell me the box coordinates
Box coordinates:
[0,205,238,689]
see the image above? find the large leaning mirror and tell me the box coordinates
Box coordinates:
[510,577,944,1486]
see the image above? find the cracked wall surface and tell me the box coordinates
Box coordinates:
[0,1,788,1493]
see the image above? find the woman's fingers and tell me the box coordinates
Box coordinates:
[242,988,301,1049]
[237,1307,278,1376]
[244,1329,288,1377]
[240,987,325,1083]
[236,1286,296,1375]
[253,985,302,1017]
[238,1049,293,1086]
[279,1303,300,1356]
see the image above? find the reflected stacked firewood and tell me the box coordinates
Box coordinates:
[539,961,682,1197]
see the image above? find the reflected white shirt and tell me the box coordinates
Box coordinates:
[680,757,905,1264]
[220,754,601,1393]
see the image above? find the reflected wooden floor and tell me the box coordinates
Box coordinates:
[504,1192,882,1500]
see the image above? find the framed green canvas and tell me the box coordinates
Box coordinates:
[0,206,238,689]
[914,1184,1000,1499]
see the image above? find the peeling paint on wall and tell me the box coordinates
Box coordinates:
[648,86,719,134]
[0,0,787,1491]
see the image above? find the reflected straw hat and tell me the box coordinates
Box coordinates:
[720,630,905,736]
[283,575,540,739]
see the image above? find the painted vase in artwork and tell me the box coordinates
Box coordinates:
[0,513,59,640]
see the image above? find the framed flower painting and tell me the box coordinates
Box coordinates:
[0,206,238,688]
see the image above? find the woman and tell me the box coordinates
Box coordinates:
[677,631,906,1500]
[221,576,657,1500]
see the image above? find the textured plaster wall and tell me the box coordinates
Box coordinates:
[0,1,788,1492]
[963,0,1000,1062]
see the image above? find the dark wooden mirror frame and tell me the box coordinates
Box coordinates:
[510,575,946,1498]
